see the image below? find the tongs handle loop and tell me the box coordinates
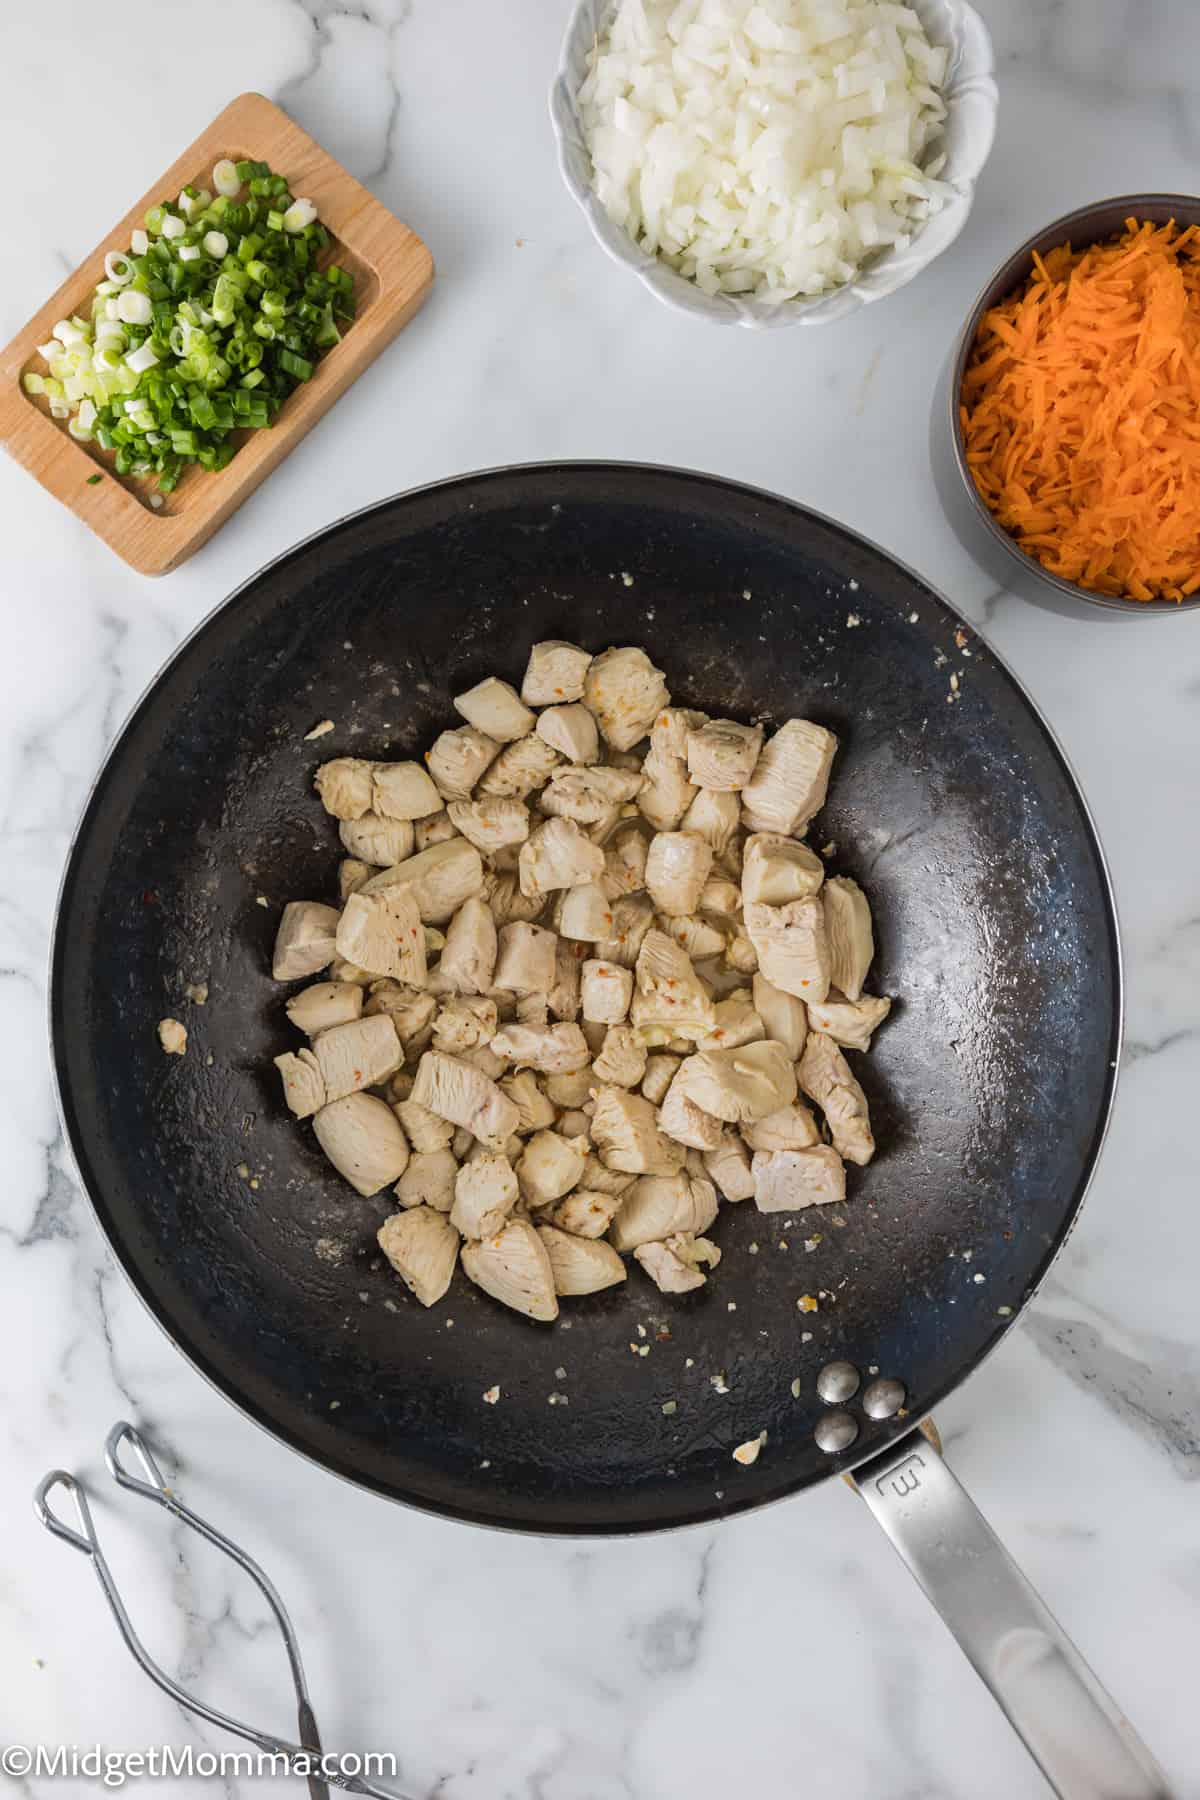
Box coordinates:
[34,1471,101,1558]
[106,1421,171,1502]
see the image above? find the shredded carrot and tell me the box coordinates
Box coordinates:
[960,218,1200,602]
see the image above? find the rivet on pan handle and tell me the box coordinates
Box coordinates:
[851,1424,1173,1800]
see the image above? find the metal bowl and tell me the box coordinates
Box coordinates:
[932,193,1200,619]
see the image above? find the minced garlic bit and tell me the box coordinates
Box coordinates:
[184,980,209,1005]
[662,1400,677,1416]
[304,719,335,740]
[796,1293,819,1313]
[711,1372,729,1394]
[846,613,861,628]
[790,1377,802,1399]
[157,1017,187,1056]
[732,1432,766,1467]
[482,1385,500,1405]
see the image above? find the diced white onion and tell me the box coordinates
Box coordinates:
[117,289,153,325]
[161,213,186,240]
[282,197,317,233]
[202,230,228,259]
[212,158,241,197]
[125,342,159,374]
[104,251,134,286]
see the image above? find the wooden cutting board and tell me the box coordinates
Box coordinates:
[0,92,434,576]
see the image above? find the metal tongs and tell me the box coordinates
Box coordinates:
[35,1423,411,1800]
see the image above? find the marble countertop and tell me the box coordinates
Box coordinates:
[2,2,1198,1795]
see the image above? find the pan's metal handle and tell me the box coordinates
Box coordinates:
[854,1428,1172,1800]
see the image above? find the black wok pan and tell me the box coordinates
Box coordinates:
[50,464,1166,1796]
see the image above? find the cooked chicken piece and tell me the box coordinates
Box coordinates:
[657,1077,725,1152]
[272,901,340,981]
[744,897,831,1002]
[451,1152,519,1238]
[822,876,875,1002]
[453,676,536,743]
[549,1188,624,1239]
[461,1218,558,1321]
[410,1049,520,1147]
[716,831,745,882]
[701,991,765,1052]
[592,1024,647,1089]
[541,767,644,827]
[609,1170,718,1250]
[686,718,763,791]
[807,990,891,1052]
[393,1098,455,1153]
[338,858,373,901]
[797,1034,874,1166]
[568,1156,629,1203]
[338,814,414,868]
[285,980,364,1037]
[460,1043,510,1080]
[645,830,713,917]
[274,1048,325,1119]
[742,833,826,906]
[741,1101,820,1152]
[426,726,499,800]
[751,973,808,1060]
[741,719,838,836]
[313,1092,410,1196]
[372,761,442,821]
[535,702,599,765]
[519,817,605,897]
[480,868,545,926]
[377,1207,459,1307]
[600,820,651,899]
[702,1129,756,1201]
[314,757,374,821]
[329,955,373,984]
[516,992,548,1031]
[363,981,437,1046]
[590,1085,685,1176]
[394,1146,460,1211]
[414,809,458,851]
[519,638,593,705]
[548,937,584,1022]
[536,1225,626,1296]
[517,1129,587,1206]
[752,1144,846,1211]
[641,1053,682,1106]
[493,921,557,995]
[361,838,484,926]
[499,1070,558,1134]
[335,888,427,985]
[555,1107,590,1138]
[594,892,655,967]
[581,959,634,1025]
[637,748,697,832]
[681,787,740,855]
[673,1040,797,1124]
[446,796,530,855]
[433,996,498,1055]
[310,1014,403,1102]
[557,883,614,941]
[671,1231,722,1271]
[651,707,708,761]
[437,896,497,995]
[583,646,670,751]
[631,930,716,1042]
[490,1022,591,1074]
[722,930,759,975]
[661,913,729,959]
[543,1067,594,1108]
[478,733,560,798]
[633,1239,705,1294]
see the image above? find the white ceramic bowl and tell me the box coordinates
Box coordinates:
[549,0,999,329]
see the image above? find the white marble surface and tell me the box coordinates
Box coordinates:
[2,3,1198,1796]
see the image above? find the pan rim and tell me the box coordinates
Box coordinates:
[48,460,1124,1535]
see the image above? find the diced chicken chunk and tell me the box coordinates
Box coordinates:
[632,929,716,1043]
[645,830,713,917]
[641,1053,682,1106]
[702,1129,756,1201]
[446,796,530,855]
[437,896,497,995]
[584,647,670,751]
[637,749,696,832]
[453,676,536,743]
[600,820,650,899]
[493,921,558,995]
[461,1218,558,1321]
[426,727,499,800]
[314,757,374,821]
[499,1070,557,1134]
[550,1189,623,1238]
[577,1153,636,1197]
[673,1040,797,1124]
[752,1145,846,1211]
[481,868,544,926]
[338,814,414,868]
[361,838,484,925]
[700,991,765,1052]
[609,1171,719,1250]
[336,888,427,984]
[797,1035,875,1166]
[660,914,726,959]
[372,761,442,821]
[651,707,708,760]
[339,858,373,900]
[548,937,584,1022]
[313,1092,410,1195]
[394,1146,459,1211]
[478,734,560,798]
[364,981,437,1045]
[634,1239,705,1294]
[742,833,825,906]
[581,959,634,1025]
[536,703,599,765]
[490,1022,591,1074]
[410,1049,520,1147]
[590,1085,685,1176]
[521,640,593,706]
[517,1129,586,1206]
[272,901,340,981]
[657,1076,725,1151]
[595,892,655,967]
[537,1226,626,1296]
[558,883,614,942]
[274,1048,325,1119]
[752,973,808,1059]
[311,1014,403,1102]
[433,996,498,1054]
[592,1024,647,1089]
[741,719,838,836]
[686,719,763,791]
[414,809,457,851]
[394,1098,454,1153]
[744,897,831,1002]
[681,787,740,855]
[519,817,605,897]
[451,1152,519,1238]
[285,981,364,1037]
[540,766,643,825]
[805,990,891,1052]
[741,1101,820,1152]
[377,1207,459,1307]
[823,877,875,1002]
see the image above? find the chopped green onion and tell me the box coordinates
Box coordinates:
[283,198,318,233]
[161,213,186,240]
[202,229,228,259]
[213,158,241,198]
[117,289,153,326]
[86,472,103,484]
